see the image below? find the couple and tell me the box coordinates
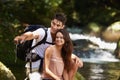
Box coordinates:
[14,12,83,80]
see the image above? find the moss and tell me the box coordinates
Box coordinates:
[74,72,86,80]
[0,61,16,80]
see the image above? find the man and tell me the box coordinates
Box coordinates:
[14,12,83,80]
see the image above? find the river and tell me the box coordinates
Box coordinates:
[79,62,120,80]
[70,31,120,80]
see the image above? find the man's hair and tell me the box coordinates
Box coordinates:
[52,12,67,25]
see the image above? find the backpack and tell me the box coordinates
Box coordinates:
[16,25,48,61]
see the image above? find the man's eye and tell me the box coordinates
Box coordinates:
[57,25,60,27]
[56,37,59,38]
[52,22,55,25]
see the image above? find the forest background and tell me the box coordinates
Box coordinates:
[0,0,120,79]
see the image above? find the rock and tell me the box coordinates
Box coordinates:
[101,21,120,42]
[0,61,16,80]
[73,39,99,50]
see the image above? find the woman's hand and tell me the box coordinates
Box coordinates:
[55,77,61,80]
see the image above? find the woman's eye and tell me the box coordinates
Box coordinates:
[60,37,63,39]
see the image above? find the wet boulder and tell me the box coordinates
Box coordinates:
[0,61,16,80]
[101,21,120,42]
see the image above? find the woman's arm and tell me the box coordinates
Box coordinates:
[68,59,79,80]
[63,59,79,80]
[44,46,60,80]
[63,69,69,80]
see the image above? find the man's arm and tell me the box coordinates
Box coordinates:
[71,54,83,68]
[14,31,39,44]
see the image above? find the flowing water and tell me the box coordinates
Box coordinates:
[78,62,120,80]
[70,32,120,80]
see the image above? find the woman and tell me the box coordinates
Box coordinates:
[42,29,79,80]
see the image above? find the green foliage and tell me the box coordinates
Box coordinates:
[73,0,120,27]
[75,72,86,80]
[0,0,63,26]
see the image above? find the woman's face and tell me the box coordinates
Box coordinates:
[55,32,65,46]
[51,19,64,33]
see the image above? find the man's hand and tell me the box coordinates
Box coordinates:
[14,35,27,44]
[71,54,83,68]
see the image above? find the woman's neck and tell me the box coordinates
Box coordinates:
[53,45,62,57]
[55,45,62,50]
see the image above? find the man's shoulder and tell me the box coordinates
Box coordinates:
[47,28,50,31]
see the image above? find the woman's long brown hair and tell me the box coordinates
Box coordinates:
[55,29,73,72]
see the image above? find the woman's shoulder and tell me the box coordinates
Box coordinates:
[45,45,55,56]
[47,45,54,49]
[46,45,55,52]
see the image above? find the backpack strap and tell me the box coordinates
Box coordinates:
[29,28,53,51]
[29,28,47,50]
[45,41,54,45]
[24,25,45,32]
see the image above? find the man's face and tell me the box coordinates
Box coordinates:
[51,19,64,33]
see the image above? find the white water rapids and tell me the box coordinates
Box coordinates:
[69,33,120,63]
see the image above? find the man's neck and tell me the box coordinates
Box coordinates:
[51,32,55,42]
